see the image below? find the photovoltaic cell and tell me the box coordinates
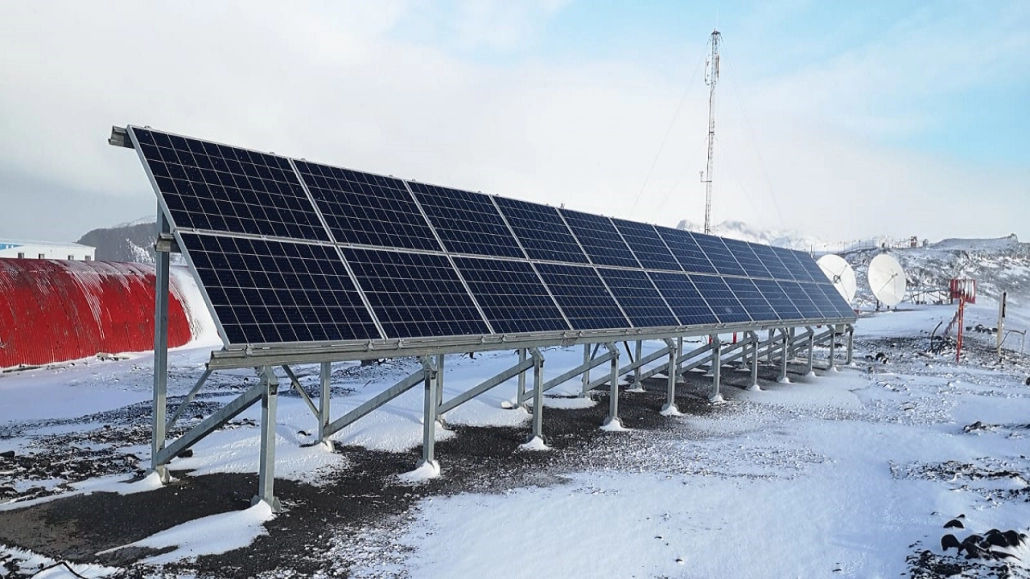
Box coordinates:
[597,268,679,328]
[800,282,846,319]
[408,183,524,258]
[751,279,803,321]
[691,233,748,277]
[723,277,779,322]
[560,209,639,268]
[342,248,488,339]
[611,219,681,271]
[133,128,328,241]
[813,282,855,318]
[294,161,441,251]
[493,197,589,263]
[777,280,822,319]
[534,263,629,330]
[791,249,830,284]
[647,272,719,326]
[655,227,717,274]
[722,238,773,279]
[689,275,752,324]
[749,243,796,281]
[453,257,569,334]
[180,233,379,345]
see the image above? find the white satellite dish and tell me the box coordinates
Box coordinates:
[867,254,907,307]
[816,254,856,303]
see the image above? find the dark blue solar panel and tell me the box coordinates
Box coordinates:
[689,275,752,324]
[691,233,748,277]
[723,277,779,322]
[294,161,441,252]
[800,282,846,319]
[648,272,719,326]
[597,268,678,328]
[534,263,629,330]
[749,243,795,280]
[611,219,681,271]
[180,233,379,345]
[788,249,828,283]
[453,257,569,334]
[133,128,328,241]
[342,248,488,339]
[655,227,717,274]
[777,281,822,319]
[493,197,589,263]
[813,282,855,318]
[560,209,639,268]
[408,183,524,258]
[722,238,773,278]
[751,279,804,321]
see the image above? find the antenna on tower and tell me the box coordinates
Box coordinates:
[700,29,721,235]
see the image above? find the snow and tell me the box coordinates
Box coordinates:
[97,501,275,565]
[397,461,441,483]
[518,435,550,451]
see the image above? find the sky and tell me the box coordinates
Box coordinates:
[0,0,1027,245]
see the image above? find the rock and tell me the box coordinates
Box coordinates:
[941,534,961,551]
[944,518,964,529]
[0,450,15,459]
[1002,530,1022,547]
[176,449,194,459]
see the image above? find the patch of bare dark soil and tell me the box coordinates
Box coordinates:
[0,367,747,579]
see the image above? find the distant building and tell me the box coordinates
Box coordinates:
[0,240,96,261]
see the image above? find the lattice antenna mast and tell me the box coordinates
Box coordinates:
[701,29,721,235]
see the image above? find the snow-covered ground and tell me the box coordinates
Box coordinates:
[2,297,1030,578]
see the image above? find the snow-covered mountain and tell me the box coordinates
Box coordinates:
[676,219,837,252]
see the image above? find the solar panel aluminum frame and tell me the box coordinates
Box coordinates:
[123,125,856,370]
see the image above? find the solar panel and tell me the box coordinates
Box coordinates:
[611,219,681,271]
[786,249,828,283]
[749,243,795,281]
[776,280,823,319]
[689,275,752,324]
[408,183,524,259]
[133,129,328,241]
[751,279,803,321]
[722,238,773,279]
[452,257,570,334]
[647,272,719,326]
[180,233,380,345]
[812,282,855,318]
[293,161,442,252]
[559,209,639,268]
[723,277,779,322]
[800,282,846,319]
[493,197,589,263]
[596,268,679,328]
[655,227,717,274]
[342,248,489,339]
[691,232,748,277]
[534,263,629,330]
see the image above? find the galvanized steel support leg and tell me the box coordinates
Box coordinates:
[254,366,281,512]
[661,338,678,413]
[828,325,838,371]
[436,354,445,409]
[531,349,545,440]
[517,349,527,407]
[602,343,622,428]
[710,335,723,402]
[318,361,331,446]
[581,344,591,397]
[633,340,643,388]
[846,324,855,366]
[418,358,439,470]
[806,327,816,376]
[767,329,775,363]
[151,209,170,483]
[748,332,761,391]
[779,329,790,383]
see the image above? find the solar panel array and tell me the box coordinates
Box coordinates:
[129,126,855,348]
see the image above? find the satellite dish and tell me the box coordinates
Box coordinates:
[817,254,856,303]
[867,254,906,307]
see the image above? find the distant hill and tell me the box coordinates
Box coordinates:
[76,221,158,263]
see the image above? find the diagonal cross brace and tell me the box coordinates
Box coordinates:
[321,364,429,440]
[155,380,266,466]
[440,354,536,415]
